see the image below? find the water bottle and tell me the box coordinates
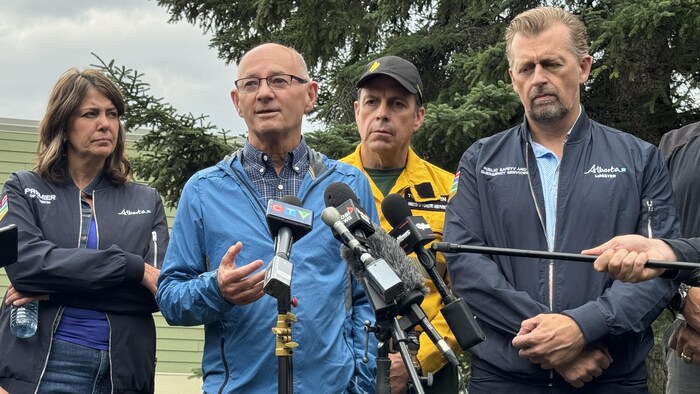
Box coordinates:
[10,300,38,338]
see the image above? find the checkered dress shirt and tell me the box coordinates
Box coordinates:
[242,139,309,202]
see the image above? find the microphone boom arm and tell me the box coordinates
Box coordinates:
[432,242,700,271]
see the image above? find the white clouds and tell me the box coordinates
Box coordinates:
[0,0,243,133]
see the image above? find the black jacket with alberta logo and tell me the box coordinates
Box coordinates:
[0,170,169,393]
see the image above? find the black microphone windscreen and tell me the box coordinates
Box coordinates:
[281,195,303,207]
[324,182,359,208]
[382,193,413,227]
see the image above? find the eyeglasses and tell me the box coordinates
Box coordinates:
[235,74,308,94]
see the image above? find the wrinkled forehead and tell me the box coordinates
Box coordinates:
[237,44,305,78]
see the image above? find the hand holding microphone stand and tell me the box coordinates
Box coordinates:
[263,197,313,394]
[431,242,700,271]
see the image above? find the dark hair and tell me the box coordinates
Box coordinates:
[35,68,131,184]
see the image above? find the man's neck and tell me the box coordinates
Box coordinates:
[360,147,408,170]
[528,105,581,158]
[249,133,302,174]
[530,129,567,158]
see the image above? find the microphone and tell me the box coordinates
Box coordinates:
[263,196,313,302]
[340,223,429,296]
[321,206,403,304]
[382,194,448,300]
[382,193,486,351]
[328,206,459,367]
[324,182,375,243]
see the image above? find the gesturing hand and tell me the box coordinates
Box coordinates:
[216,242,266,305]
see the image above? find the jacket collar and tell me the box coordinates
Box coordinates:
[222,137,329,180]
[518,105,592,145]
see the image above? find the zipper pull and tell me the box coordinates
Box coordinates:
[646,200,654,239]
[151,231,158,266]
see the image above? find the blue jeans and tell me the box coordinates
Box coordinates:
[38,338,111,394]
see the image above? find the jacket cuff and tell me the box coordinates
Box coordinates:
[562,303,608,345]
[665,239,700,266]
[123,251,145,284]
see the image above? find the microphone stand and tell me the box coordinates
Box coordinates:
[432,242,700,271]
[267,259,297,394]
[265,227,298,394]
[271,283,296,394]
[362,279,427,394]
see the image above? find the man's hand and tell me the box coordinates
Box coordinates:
[4,285,49,307]
[669,321,700,365]
[682,288,700,331]
[216,242,266,305]
[141,263,161,296]
[555,346,612,388]
[389,352,409,394]
[582,235,673,282]
[512,313,585,368]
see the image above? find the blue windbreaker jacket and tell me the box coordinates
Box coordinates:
[156,147,378,393]
[444,109,681,387]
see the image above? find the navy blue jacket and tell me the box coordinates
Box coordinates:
[444,109,680,387]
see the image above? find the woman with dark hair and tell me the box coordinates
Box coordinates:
[0,68,169,393]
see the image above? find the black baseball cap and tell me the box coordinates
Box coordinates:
[356,55,423,102]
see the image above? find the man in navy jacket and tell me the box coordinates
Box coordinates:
[444,7,680,392]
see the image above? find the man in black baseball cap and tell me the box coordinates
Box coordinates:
[341,55,460,393]
[355,55,424,103]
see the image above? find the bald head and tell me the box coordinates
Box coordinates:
[238,43,310,80]
[231,42,318,155]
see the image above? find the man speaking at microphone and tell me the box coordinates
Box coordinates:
[444,7,680,393]
[340,55,459,393]
[156,43,377,393]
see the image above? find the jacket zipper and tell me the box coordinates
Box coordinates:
[33,307,64,394]
[92,191,115,393]
[646,200,654,239]
[107,314,114,394]
[217,336,230,394]
[151,231,158,267]
[524,143,554,310]
[36,189,87,391]
[525,142,555,383]
[92,190,100,249]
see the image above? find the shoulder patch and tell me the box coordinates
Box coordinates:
[0,194,8,221]
[448,171,460,201]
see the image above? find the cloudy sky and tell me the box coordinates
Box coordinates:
[0,0,318,134]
